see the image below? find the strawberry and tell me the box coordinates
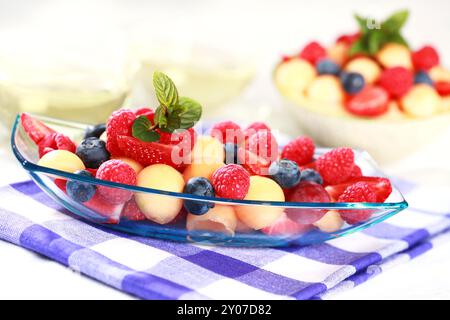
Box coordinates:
[325,176,392,202]
[411,45,440,71]
[345,86,389,117]
[336,32,360,46]
[38,133,76,158]
[121,198,146,221]
[84,192,123,224]
[20,113,56,144]
[261,213,312,236]
[158,128,196,158]
[116,135,186,170]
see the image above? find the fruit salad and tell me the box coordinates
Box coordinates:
[20,71,394,239]
[275,10,450,119]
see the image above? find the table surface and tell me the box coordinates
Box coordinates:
[1,0,450,300]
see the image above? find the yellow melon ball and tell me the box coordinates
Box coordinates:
[274,58,317,98]
[306,75,344,103]
[442,96,450,112]
[379,101,406,120]
[187,205,237,236]
[38,150,85,173]
[235,176,284,230]
[429,66,450,82]
[401,84,442,117]
[135,164,185,224]
[376,43,412,69]
[112,156,143,174]
[327,42,349,66]
[313,210,344,233]
[191,136,224,164]
[183,162,225,182]
[99,131,107,142]
[345,57,381,84]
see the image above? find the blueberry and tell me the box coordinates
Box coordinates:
[76,137,110,169]
[66,170,96,203]
[414,71,434,86]
[224,143,240,164]
[268,159,301,189]
[84,124,106,139]
[340,72,365,94]
[183,177,215,215]
[300,169,323,185]
[316,59,341,76]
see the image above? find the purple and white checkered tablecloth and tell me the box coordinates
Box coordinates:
[0,178,449,299]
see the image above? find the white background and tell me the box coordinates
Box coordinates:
[0,0,450,299]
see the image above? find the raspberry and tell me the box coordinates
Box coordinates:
[121,198,146,221]
[435,81,450,96]
[211,164,250,200]
[96,159,137,204]
[316,147,355,185]
[84,192,123,224]
[210,121,243,144]
[238,147,271,176]
[245,130,278,163]
[244,122,271,135]
[106,109,136,156]
[38,133,76,158]
[338,182,377,224]
[261,213,311,236]
[299,41,327,64]
[412,46,440,71]
[379,67,414,97]
[281,136,315,167]
[116,135,185,170]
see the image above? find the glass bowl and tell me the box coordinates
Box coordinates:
[10,114,408,247]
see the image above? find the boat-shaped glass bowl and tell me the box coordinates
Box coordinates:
[11,114,408,247]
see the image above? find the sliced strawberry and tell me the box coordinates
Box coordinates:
[348,165,363,180]
[38,133,76,157]
[435,81,450,96]
[237,147,271,176]
[20,113,56,144]
[158,128,196,158]
[54,179,67,192]
[116,135,186,170]
[336,32,360,45]
[345,86,389,117]
[85,192,123,224]
[261,213,312,236]
[325,176,392,202]
[121,197,146,221]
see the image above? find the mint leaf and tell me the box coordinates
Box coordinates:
[153,71,179,107]
[177,97,202,129]
[382,10,409,33]
[154,105,168,128]
[159,111,181,133]
[354,14,369,34]
[368,31,384,55]
[349,39,369,56]
[387,32,409,47]
[132,115,160,142]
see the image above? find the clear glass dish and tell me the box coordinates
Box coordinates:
[10,114,408,247]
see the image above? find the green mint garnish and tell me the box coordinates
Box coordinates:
[132,71,202,142]
[350,9,409,56]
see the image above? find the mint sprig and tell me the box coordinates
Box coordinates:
[132,71,202,142]
[350,9,409,56]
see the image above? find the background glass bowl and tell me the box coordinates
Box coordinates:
[11,114,408,247]
[279,93,450,165]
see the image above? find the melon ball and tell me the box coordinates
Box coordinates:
[274,58,317,98]
[135,164,185,224]
[313,210,344,233]
[187,205,237,236]
[401,84,442,117]
[429,66,450,82]
[191,136,224,164]
[38,150,85,173]
[345,57,381,84]
[376,43,412,69]
[183,162,225,182]
[327,42,349,66]
[306,75,344,103]
[235,176,284,230]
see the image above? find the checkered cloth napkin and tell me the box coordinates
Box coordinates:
[0,179,449,300]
